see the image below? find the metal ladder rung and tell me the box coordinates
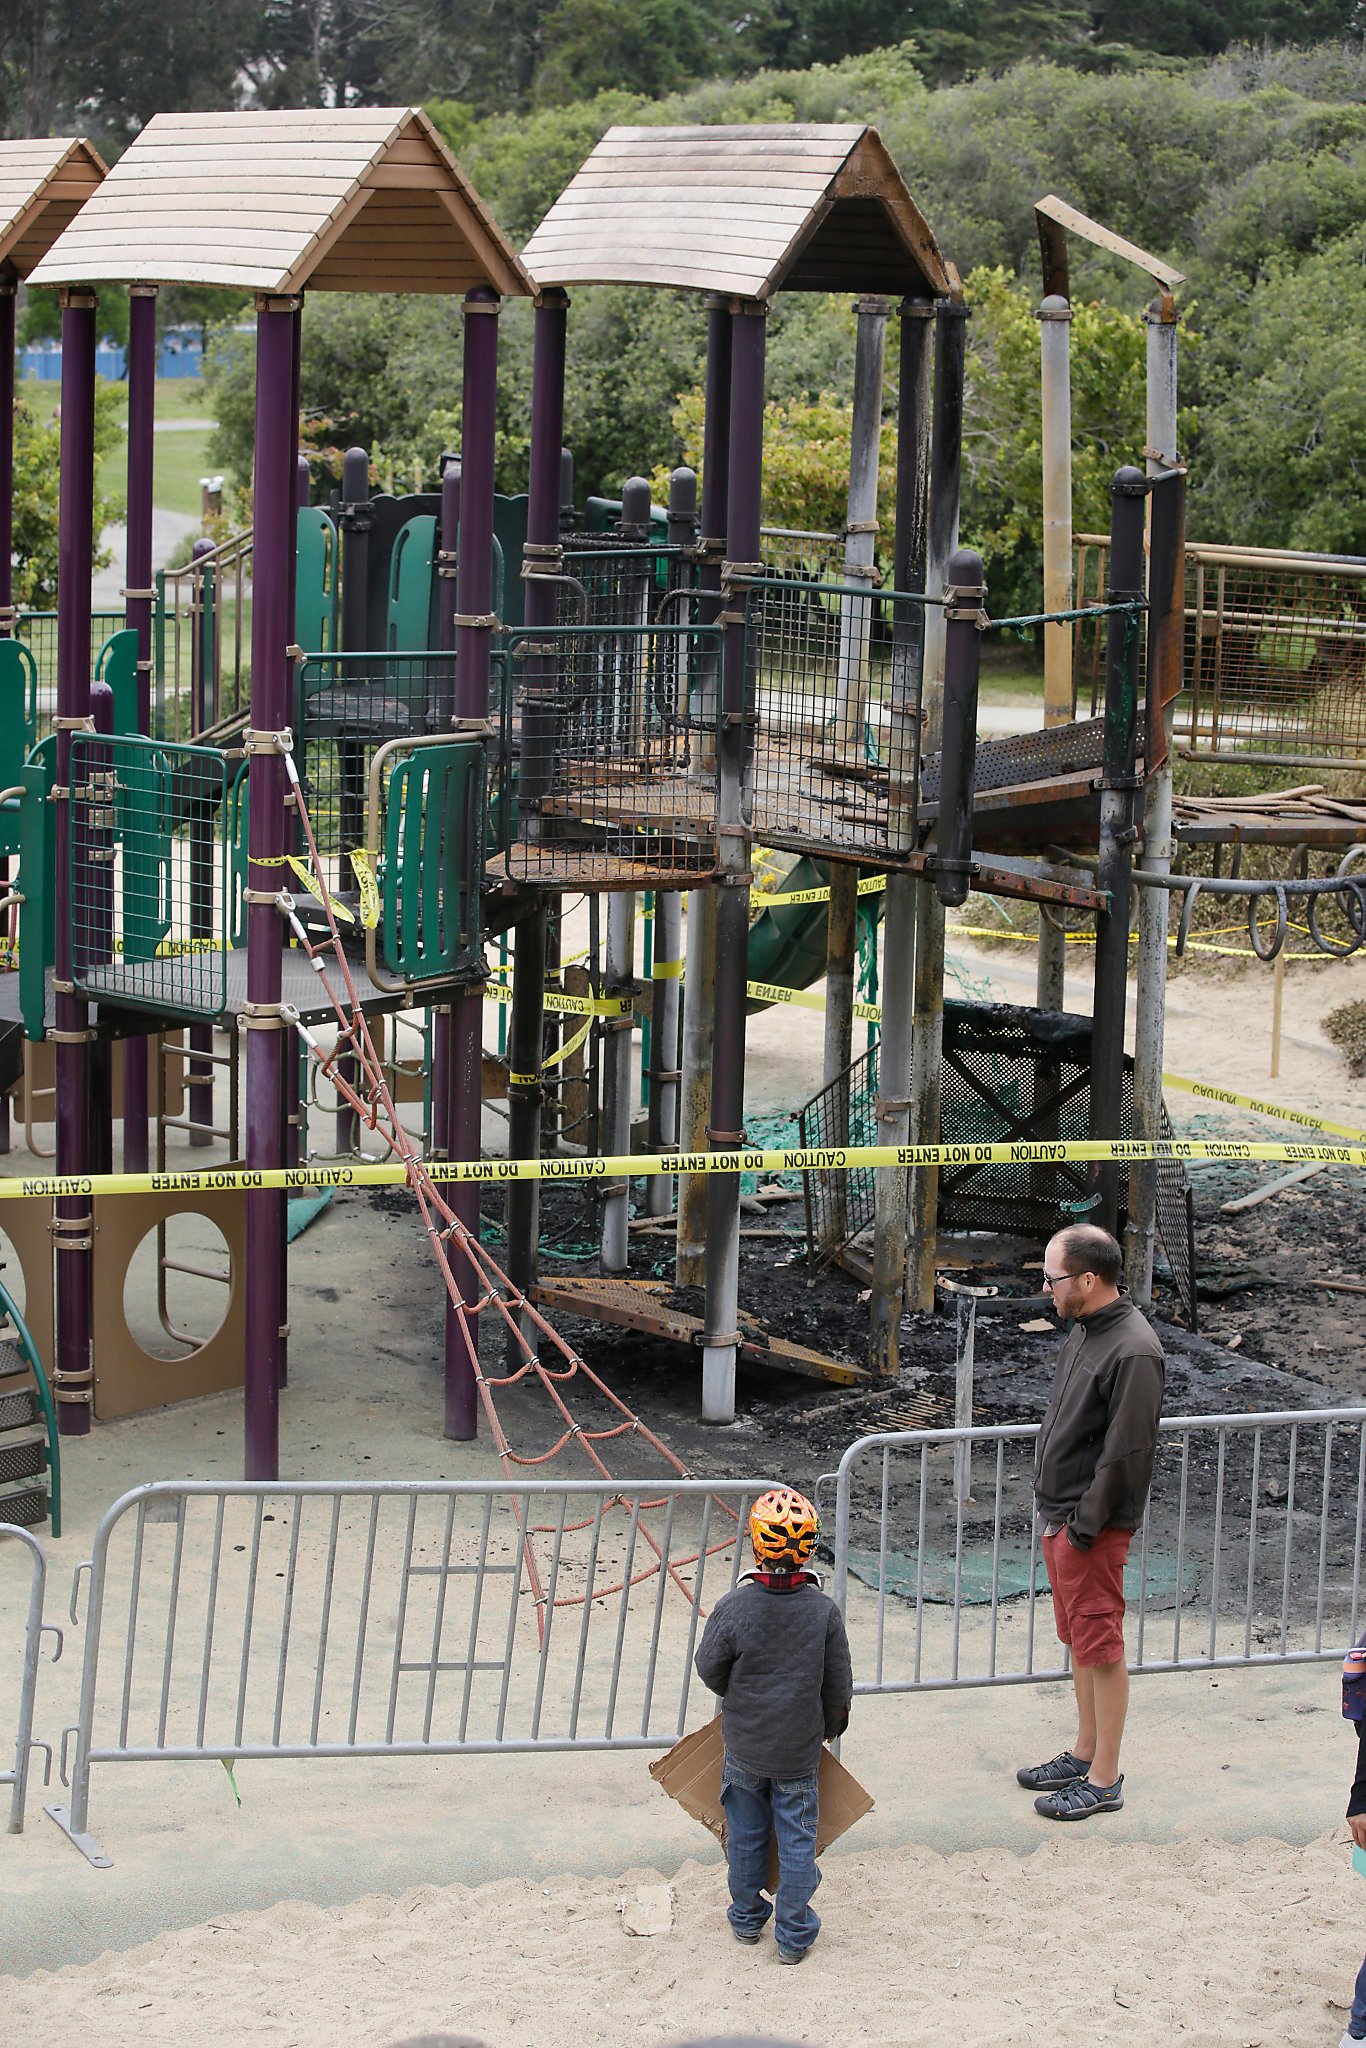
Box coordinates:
[160,1115,234,1140]
[162,1044,234,1070]
[160,1256,231,1286]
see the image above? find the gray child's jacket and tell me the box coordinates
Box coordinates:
[695,1574,853,1780]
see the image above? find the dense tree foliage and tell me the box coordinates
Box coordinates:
[10,385,124,606]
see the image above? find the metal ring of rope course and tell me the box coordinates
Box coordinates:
[1248,883,1288,962]
[1308,877,1366,958]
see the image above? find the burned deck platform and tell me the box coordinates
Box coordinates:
[533,1274,869,1388]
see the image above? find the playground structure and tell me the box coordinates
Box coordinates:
[0,113,1357,1500]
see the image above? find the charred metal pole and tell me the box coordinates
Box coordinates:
[1090,466,1148,1237]
[1039,292,1074,729]
[908,290,968,1314]
[933,549,984,911]
[506,290,567,1350]
[869,295,933,1380]
[677,298,731,1289]
[446,289,499,1433]
[702,299,764,1425]
[243,294,301,1480]
[1127,447,1185,1302]
[119,285,157,1172]
[52,287,98,1436]
[646,467,695,1218]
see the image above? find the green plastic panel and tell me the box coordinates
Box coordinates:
[0,639,38,798]
[95,627,140,736]
[386,514,437,653]
[296,506,338,655]
[381,739,486,984]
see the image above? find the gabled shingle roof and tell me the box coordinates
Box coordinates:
[522,124,949,300]
[28,108,531,298]
[0,138,106,278]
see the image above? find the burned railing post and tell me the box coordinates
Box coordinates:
[908,287,968,1315]
[932,548,984,910]
[677,297,731,1292]
[507,288,569,1352]
[1090,465,1149,1236]
[869,294,933,1381]
[702,298,765,1425]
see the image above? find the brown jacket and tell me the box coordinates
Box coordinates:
[1033,1293,1165,1548]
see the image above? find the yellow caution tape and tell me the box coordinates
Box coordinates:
[285,856,355,924]
[652,959,684,979]
[949,923,1329,963]
[1160,1075,1366,1146]
[483,977,634,1020]
[542,1015,593,1072]
[752,872,888,910]
[4,1137,1363,1200]
[746,977,882,1024]
[348,850,381,930]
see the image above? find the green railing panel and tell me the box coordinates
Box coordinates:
[95,627,140,737]
[386,513,437,652]
[0,639,38,794]
[381,739,485,983]
[296,506,337,655]
[68,734,231,1022]
[17,745,54,1041]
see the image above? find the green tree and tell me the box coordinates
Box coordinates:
[11,382,124,606]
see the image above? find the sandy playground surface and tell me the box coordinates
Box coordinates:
[4,1829,1365,2047]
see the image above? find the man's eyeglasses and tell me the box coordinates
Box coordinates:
[1042,1269,1091,1290]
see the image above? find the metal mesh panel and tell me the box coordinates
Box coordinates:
[298,650,463,867]
[1075,536,1366,762]
[797,1001,1197,1325]
[760,527,847,582]
[743,577,925,864]
[15,612,124,738]
[69,733,230,1020]
[503,622,722,885]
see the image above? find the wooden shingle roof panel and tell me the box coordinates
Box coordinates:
[27,107,531,298]
[0,137,106,277]
[522,123,949,299]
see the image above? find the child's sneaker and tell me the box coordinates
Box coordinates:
[777,1946,809,1964]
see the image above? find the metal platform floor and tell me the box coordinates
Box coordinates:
[0,948,437,1036]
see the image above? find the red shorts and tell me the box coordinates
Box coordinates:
[1042,1526,1132,1668]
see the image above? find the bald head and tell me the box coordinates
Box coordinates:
[1043,1224,1123,1317]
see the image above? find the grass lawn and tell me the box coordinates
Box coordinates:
[18,374,215,522]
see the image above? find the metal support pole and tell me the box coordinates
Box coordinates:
[243,295,301,1481]
[645,466,694,1221]
[53,288,98,1435]
[506,290,568,1349]
[442,288,500,1434]
[0,272,15,1151]
[677,299,731,1289]
[1090,466,1148,1238]
[428,452,462,1170]
[1037,912,1067,1010]
[1127,311,1185,1298]
[933,550,985,910]
[869,296,933,1378]
[120,286,157,1173]
[907,293,967,1314]
[833,296,887,757]
[1039,293,1074,727]
[600,891,635,1272]
[702,300,764,1425]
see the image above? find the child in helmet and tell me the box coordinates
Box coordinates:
[694,1486,853,1964]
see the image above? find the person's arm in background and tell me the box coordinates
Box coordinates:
[1348,1717,1366,1849]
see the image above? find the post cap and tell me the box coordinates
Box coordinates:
[342,446,370,504]
[1111,464,1149,498]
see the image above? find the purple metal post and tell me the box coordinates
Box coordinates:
[243,295,301,1481]
[0,268,15,630]
[505,290,568,1348]
[120,286,157,1173]
[53,288,98,1436]
[0,271,17,1153]
[428,454,461,1167]
[701,301,766,1423]
[444,288,500,1440]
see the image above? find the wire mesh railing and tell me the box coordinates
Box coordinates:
[796,1002,1196,1325]
[1075,535,1366,764]
[297,649,466,872]
[502,622,723,885]
[742,575,925,864]
[14,613,125,742]
[67,734,232,1021]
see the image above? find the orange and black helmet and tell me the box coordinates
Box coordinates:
[749,1487,819,1571]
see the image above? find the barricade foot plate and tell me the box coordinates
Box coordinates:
[44,1802,112,1867]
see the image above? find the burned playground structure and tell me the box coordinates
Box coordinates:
[0,117,1359,1533]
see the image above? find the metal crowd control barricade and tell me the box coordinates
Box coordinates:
[2,1523,62,1832]
[828,1409,1366,1698]
[46,1475,772,1866]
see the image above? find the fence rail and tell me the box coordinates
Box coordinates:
[1,1523,61,1831]
[45,1476,769,1865]
[828,1408,1366,1698]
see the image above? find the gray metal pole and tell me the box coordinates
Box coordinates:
[676,299,730,1290]
[1091,466,1148,1238]
[702,300,764,1425]
[1037,911,1067,1010]
[869,297,933,1380]
[647,467,694,1219]
[907,293,968,1315]
[600,889,636,1271]
[1039,293,1074,728]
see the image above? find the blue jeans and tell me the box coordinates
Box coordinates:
[1350,1949,1366,2036]
[720,1755,822,1956]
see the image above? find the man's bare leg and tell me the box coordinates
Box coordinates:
[1083,1657,1128,1785]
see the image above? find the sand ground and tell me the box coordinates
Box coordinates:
[0,937,1363,2044]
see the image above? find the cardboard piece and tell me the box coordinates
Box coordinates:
[650,1718,874,1893]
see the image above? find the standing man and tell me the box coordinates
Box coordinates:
[1016,1222,1165,1821]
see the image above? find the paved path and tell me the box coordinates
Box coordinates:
[90,508,201,608]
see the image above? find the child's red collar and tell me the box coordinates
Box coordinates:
[740,1567,821,1592]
